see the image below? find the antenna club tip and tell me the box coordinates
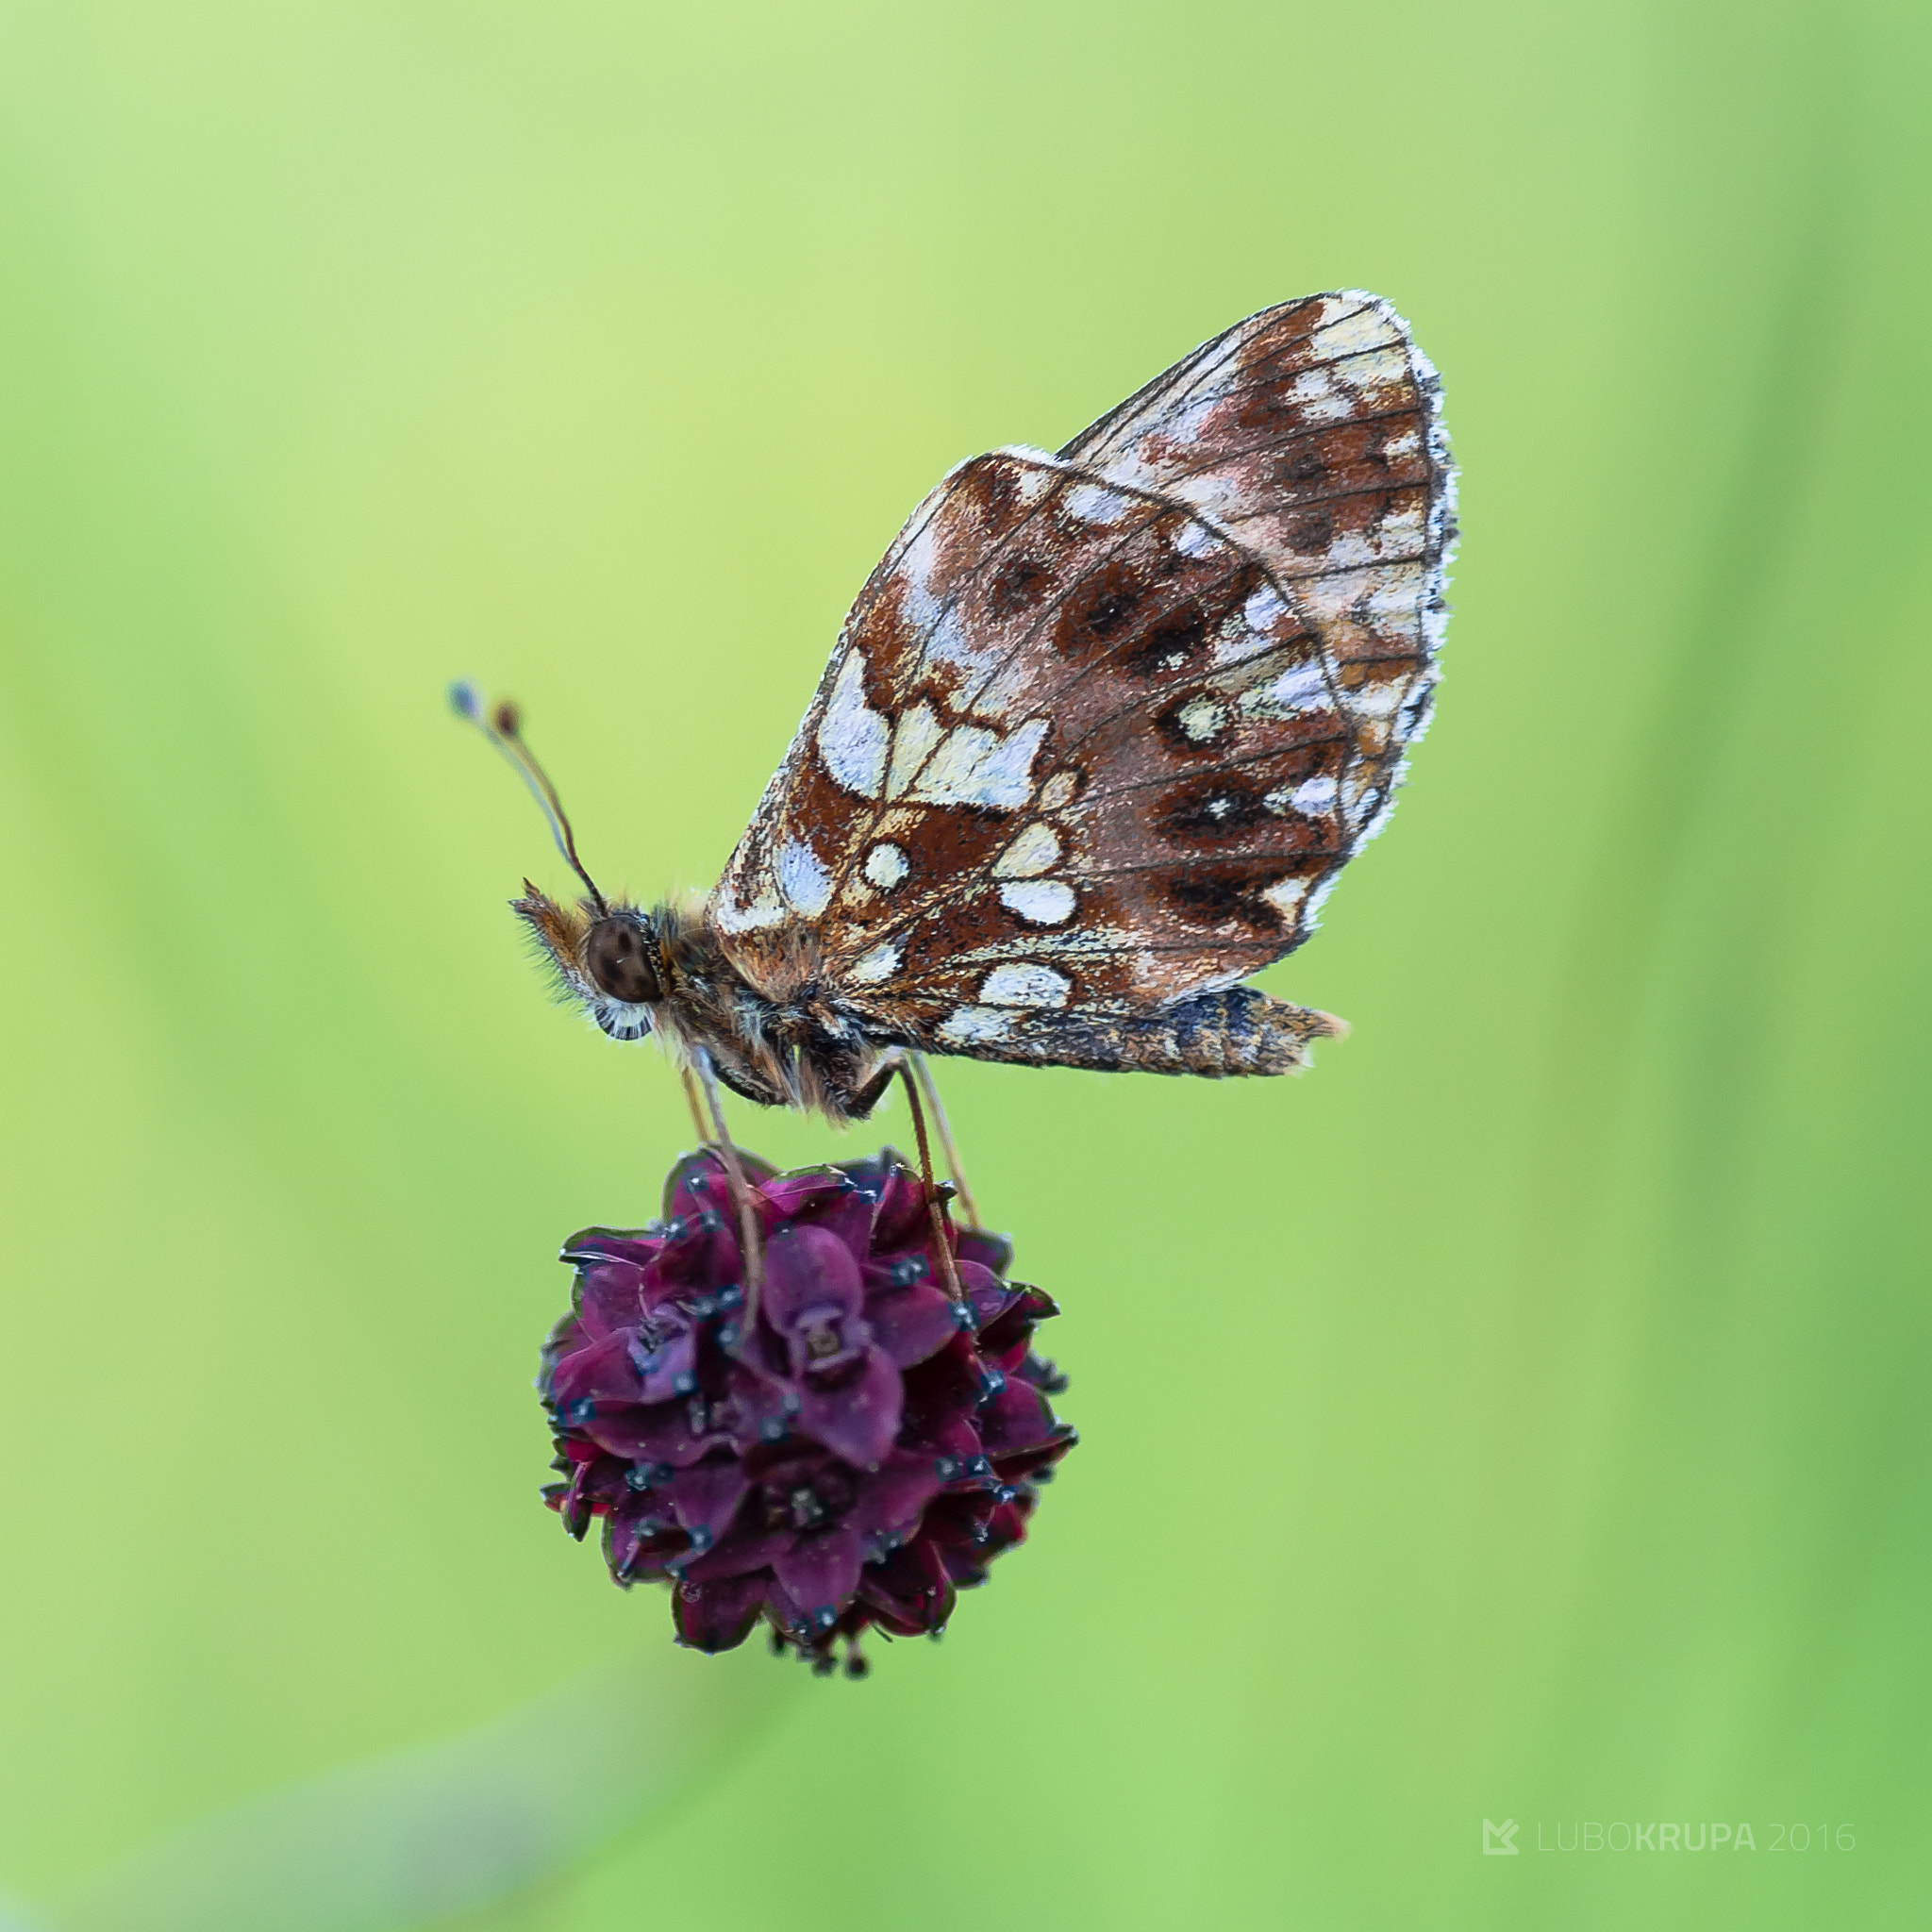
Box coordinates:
[493,699,523,737]
[448,678,483,721]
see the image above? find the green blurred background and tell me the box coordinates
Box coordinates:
[2,1,1927,1925]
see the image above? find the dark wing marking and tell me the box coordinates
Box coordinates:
[708,293,1454,1059]
[1059,290,1457,693]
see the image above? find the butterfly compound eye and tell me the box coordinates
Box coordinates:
[584,919,661,1005]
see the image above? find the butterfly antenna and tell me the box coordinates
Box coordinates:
[449,680,608,917]
[897,1062,966,1306]
[691,1049,766,1338]
[907,1051,979,1228]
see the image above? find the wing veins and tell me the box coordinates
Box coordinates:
[1126,401,1429,495]
[1060,294,1378,460]
[819,463,1255,908]
[814,485,1348,965]
[778,295,1445,1006]
[1050,634,1344,768]
[1069,728,1369,808]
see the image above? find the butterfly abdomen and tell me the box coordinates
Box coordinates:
[931,988,1342,1079]
[1133,988,1343,1076]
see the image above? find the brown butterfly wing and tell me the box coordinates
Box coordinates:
[1059,290,1456,746]
[710,293,1454,1058]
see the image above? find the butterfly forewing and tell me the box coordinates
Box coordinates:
[710,292,1454,1060]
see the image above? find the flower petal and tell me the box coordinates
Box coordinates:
[620,1322,701,1406]
[977,1283,1060,1361]
[955,1226,1013,1276]
[991,1433,1076,1484]
[965,1273,1023,1334]
[603,1499,683,1581]
[667,1459,750,1554]
[544,1329,644,1413]
[560,1227,662,1271]
[800,1190,881,1268]
[758,1165,852,1224]
[587,1400,730,1468]
[858,1539,955,1636]
[773,1523,864,1617]
[660,1149,773,1224]
[864,1283,960,1368]
[673,1573,768,1653]
[761,1222,865,1331]
[795,1345,902,1468]
[977,1376,1065,1457]
[682,1524,793,1583]
[867,1163,929,1249]
[845,1451,945,1548]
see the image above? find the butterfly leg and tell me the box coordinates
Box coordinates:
[893,1060,966,1306]
[906,1050,979,1228]
[829,1051,906,1123]
[689,1048,766,1331]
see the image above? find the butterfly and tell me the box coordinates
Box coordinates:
[465,291,1456,1124]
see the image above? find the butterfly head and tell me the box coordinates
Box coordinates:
[514,885,663,1041]
[452,683,669,1041]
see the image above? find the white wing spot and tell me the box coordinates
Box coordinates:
[1241,657,1329,718]
[1173,521,1221,559]
[1215,584,1291,667]
[1000,880,1075,925]
[1261,874,1312,923]
[992,822,1060,877]
[1313,306,1401,359]
[989,447,1063,505]
[817,650,890,799]
[1063,480,1134,526]
[1355,792,1398,844]
[979,962,1072,1008]
[1347,674,1409,720]
[910,716,1048,810]
[893,519,942,630]
[1176,697,1226,743]
[848,940,903,985]
[938,1006,1016,1045]
[1040,772,1078,811]
[1242,585,1289,631]
[885,704,945,799]
[1291,368,1354,425]
[1374,503,1426,553]
[711,878,787,934]
[776,839,831,918]
[863,842,908,890]
[1334,344,1408,396]
[1291,774,1339,815]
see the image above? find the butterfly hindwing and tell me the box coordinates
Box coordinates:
[709,293,1454,1063]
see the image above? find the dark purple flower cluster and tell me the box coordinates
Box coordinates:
[539,1147,1074,1674]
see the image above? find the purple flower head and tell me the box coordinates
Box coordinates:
[539,1147,1075,1674]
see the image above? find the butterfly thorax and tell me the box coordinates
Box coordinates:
[513,884,898,1123]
